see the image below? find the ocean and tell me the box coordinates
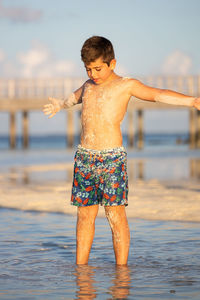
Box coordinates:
[0,209,200,299]
[0,133,200,299]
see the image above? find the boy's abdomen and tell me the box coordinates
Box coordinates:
[80,125,123,150]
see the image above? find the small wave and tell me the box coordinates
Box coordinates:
[0,175,200,222]
[0,274,14,279]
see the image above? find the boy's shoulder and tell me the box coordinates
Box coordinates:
[81,79,94,91]
[120,77,145,92]
[113,76,140,87]
[83,79,93,86]
[121,76,139,84]
[116,76,141,92]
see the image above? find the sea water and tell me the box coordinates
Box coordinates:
[0,209,200,299]
[0,131,200,299]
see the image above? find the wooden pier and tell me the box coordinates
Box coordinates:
[0,76,200,149]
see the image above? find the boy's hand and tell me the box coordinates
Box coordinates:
[193,98,200,110]
[43,97,63,118]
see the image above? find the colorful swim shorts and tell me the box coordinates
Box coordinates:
[71,145,128,207]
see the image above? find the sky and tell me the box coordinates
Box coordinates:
[0,0,199,136]
[0,0,200,79]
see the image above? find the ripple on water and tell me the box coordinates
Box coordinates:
[0,209,200,299]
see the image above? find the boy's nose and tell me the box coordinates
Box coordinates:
[91,69,97,78]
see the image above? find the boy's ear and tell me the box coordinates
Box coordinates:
[110,59,116,70]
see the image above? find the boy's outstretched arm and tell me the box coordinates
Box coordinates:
[129,79,200,110]
[43,85,83,118]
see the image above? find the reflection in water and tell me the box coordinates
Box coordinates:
[7,158,200,184]
[74,265,131,299]
[108,265,131,299]
[128,160,144,180]
[74,265,97,299]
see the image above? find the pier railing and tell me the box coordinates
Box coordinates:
[0,76,200,149]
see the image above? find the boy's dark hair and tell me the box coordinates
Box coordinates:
[81,36,115,66]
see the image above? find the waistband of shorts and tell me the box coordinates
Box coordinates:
[77,144,126,155]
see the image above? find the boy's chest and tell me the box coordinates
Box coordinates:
[82,83,122,112]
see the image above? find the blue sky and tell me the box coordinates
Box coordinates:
[0,0,200,78]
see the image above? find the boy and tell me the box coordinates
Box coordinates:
[43,36,200,265]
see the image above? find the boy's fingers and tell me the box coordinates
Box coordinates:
[43,104,50,109]
[43,98,59,117]
[48,113,56,119]
[43,107,52,112]
[43,108,49,112]
[44,104,53,109]
[43,107,52,113]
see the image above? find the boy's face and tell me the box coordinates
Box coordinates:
[85,57,116,85]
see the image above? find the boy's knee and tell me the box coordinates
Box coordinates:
[105,205,126,215]
[105,205,127,225]
[77,205,99,224]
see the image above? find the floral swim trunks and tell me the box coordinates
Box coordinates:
[71,145,128,207]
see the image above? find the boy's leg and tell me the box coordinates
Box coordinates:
[105,205,130,265]
[76,204,99,264]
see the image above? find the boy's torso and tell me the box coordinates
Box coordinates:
[80,77,132,150]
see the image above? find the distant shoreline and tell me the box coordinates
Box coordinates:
[0,132,190,150]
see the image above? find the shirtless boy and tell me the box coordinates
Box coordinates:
[43,36,200,265]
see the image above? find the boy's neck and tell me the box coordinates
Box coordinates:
[96,72,120,86]
[108,72,120,82]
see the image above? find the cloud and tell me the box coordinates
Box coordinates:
[0,0,42,23]
[31,61,76,78]
[17,44,49,67]
[0,42,79,78]
[161,50,192,75]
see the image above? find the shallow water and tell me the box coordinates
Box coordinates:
[0,145,200,298]
[0,208,200,299]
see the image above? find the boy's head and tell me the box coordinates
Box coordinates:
[81,36,115,66]
[81,36,116,84]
